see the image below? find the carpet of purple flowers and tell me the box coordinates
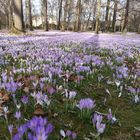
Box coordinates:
[0,31,140,140]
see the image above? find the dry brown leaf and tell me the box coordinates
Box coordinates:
[3,94,9,102]
[135,132,140,137]
[16,75,23,82]
[12,127,17,136]
[23,87,29,93]
[0,92,10,102]
[34,104,45,116]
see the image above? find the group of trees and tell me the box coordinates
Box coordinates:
[0,0,140,33]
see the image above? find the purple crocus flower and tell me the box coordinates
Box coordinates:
[34,92,50,106]
[35,126,48,140]
[13,134,21,140]
[116,74,123,79]
[13,116,53,140]
[21,96,28,104]
[5,82,18,93]
[71,132,77,139]
[117,66,128,78]
[92,113,106,134]
[116,57,124,63]
[18,124,27,136]
[92,113,103,125]
[47,87,56,94]
[107,109,117,124]
[46,123,54,134]
[66,130,72,137]
[40,82,44,90]
[92,56,102,66]
[128,87,136,94]
[92,113,97,124]
[65,130,77,139]
[35,92,44,105]
[28,132,33,140]
[1,72,7,83]
[8,124,13,135]
[66,91,77,99]
[14,111,21,120]
[28,119,37,131]
[96,122,106,134]
[107,109,113,121]
[78,98,96,110]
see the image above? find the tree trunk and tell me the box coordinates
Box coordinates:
[0,12,1,29]
[62,0,68,31]
[92,0,97,31]
[8,0,14,30]
[112,0,117,32]
[6,13,9,30]
[123,0,130,33]
[67,0,72,30]
[13,0,25,32]
[75,0,82,32]
[57,0,63,30]
[86,13,91,30]
[138,24,140,34]
[44,0,48,31]
[95,0,101,34]
[120,11,124,32]
[108,12,112,31]
[28,0,33,31]
[105,0,110,32]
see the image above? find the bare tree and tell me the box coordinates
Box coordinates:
[84,0,93,31]
[95,0,101,34]
[67,0,74,30]
[57,0,63,30]
[123,0,130,32]
[43,0,49,31]
[75,0,82,31]
[62,0,68,31]
[138,24,140,34]
[13,0,25,32]
[28,0,33,30]
[86,12,91,30]
[112,0,118,32]
[92,0,97,31]
[105,0,110,32]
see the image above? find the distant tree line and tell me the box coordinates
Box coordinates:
[0,0,140,33]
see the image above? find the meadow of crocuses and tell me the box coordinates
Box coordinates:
[0,31,140,140]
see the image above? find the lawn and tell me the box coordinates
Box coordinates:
[0,31,140,140]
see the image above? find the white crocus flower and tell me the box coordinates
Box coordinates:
[134,95,140,104]
[60,129,66,138]
[69,91,77,99]
[115,80,120,88]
